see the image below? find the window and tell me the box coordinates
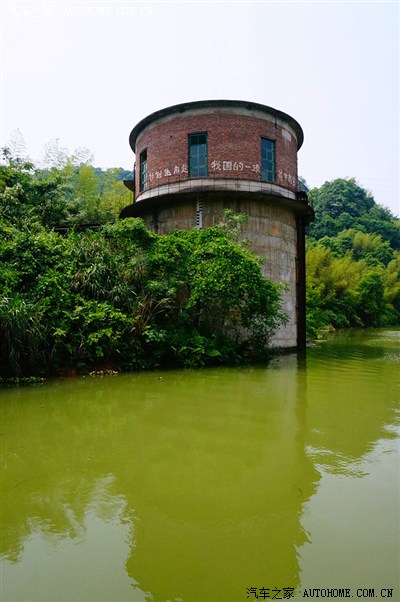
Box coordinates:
[261,138,275,182]
[189,133,208,177]
[139,149,147,192]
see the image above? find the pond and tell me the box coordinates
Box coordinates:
[1,329,399,601]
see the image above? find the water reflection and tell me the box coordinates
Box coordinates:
[1,329,399,601]
[305,329,400,472]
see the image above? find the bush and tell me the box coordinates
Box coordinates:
[0,219,286,377]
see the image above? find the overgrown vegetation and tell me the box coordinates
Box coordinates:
[306,178,400,338]
[1,144,399,378]
[0,149,286,377]
[0,142,132,227]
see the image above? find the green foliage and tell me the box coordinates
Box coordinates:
[309,177,375,219]
[0,208,286,376]
[356,272,387,327]
[317,229,395,266]
[382,253,400,312]
[306,238,398,336]
[307,178,400,249]
[0,147,284,375]
[0,146,133,229]
[6,144,398,364]
[0,293,45,376]
[144,227,286,359]
[305,177,400,339]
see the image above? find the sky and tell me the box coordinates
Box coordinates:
[1,0,399,216]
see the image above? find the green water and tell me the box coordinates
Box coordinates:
[1,329,399,602]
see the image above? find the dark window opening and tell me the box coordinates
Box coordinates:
[139,149,147,192]
[261,138,275,183]
[189,133,208,177]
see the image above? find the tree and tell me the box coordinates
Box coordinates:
[0,147,73,228]
[0,146,134,229]
[307,178,400,249]
[356,272,388,327]
[309,178,375,219]
[0,213,287,377]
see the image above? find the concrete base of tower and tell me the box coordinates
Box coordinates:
[120,189,313,350]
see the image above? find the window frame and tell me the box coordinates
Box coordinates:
[139,148,147,192]
[260,137,275,183]
[188,132,208,178]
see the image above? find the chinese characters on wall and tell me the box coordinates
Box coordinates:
[148,164,188,182]
[277,170,296,186]
[143,160,296,188]
[210,160,259,173]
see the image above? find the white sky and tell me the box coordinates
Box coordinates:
[1,0,399,216]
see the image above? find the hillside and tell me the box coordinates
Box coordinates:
[305,178,400,337]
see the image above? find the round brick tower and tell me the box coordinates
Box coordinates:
[121,100,313,349]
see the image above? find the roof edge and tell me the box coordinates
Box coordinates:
[129,100,304,151]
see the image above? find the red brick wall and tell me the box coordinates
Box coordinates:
[135,111,298,198]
